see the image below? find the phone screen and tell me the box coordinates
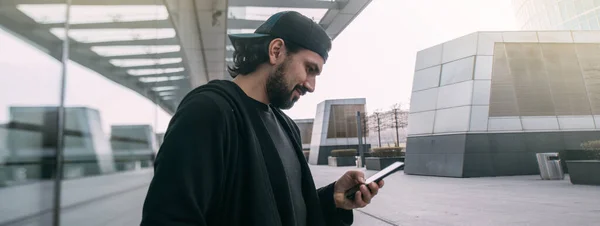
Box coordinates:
[365,161,404,184]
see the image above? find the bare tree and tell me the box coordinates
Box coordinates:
[359,103,410,148]
[376,103,409,147]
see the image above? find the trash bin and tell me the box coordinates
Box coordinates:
[536,153,564,180]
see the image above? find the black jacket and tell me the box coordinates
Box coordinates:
[140,80,353,226]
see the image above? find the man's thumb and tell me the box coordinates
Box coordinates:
[348,171,365,183]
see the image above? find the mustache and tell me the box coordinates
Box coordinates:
[294,85,308,96]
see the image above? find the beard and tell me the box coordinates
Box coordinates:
[266,58,303,110]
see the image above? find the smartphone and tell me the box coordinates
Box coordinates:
[345,161,404,200]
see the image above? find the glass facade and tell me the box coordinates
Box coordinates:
[1,2,172,225]
[296,121,314,146]
[512,0,600,30]
[490,43,600,117]
[326,104,367,138]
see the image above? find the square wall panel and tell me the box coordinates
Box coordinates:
[572,31,600,43]
[488,117,523,131]
[537,31,573,43]
[412,66,441,92]
[347,138,360,145]
[352,98,366,105]
[469,106,489,131]
[329,138,340,146]
[322,138,332,146]
[311,131,323,146]
[477,32,503,55]
[407,111,435,135]
[324,102,332,113]
[472,80,491,105]
[322,114,330,129]
[327,138,344,146]
[436,81,473,110]
[558,116,596,130]
[313,126,322,137]
[521,116,560,131]
[433,106,471,133]
[316,102,325,113]
[502,31,538,43]
[442,32,478,63]
[415,44,443,70]
[410,88,438,113]
[474,56,493,80]
[440,56,475,86]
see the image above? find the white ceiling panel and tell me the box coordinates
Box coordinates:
[204,49,226,60]
[207,61,226,73]
[201,33,226,50]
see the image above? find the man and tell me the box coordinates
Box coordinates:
[140,11,384,226]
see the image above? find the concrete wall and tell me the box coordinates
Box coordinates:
[406,31,600,177]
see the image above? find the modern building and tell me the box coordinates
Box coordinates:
[110,125,158,171]
[294,119,314,150]
[512,0,600,30]
[156,133,165,147]
[308,98,371,165]
[406,30,600,177]
[3,107,116,181]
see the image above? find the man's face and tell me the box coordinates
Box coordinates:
[266,48,323,109]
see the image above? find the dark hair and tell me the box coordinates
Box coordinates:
[227,36,302,78]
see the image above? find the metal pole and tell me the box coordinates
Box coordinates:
[362,114,367,144]
[53,1,71,225]
[356,111,365,167]
[394,108,399,147]
[376,113,381,147]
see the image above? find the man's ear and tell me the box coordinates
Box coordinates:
[268,38,285,65]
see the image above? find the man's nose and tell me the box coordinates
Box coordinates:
[303,77,316,93]
[303,81,315,93]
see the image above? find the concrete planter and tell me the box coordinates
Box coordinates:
[328,156,356,167]
[365,157,404,171]
[566,160,600,186]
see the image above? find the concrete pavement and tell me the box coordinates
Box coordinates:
[310,165,600,226]
[3,165,599,226]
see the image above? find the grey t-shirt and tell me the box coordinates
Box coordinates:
[251,99,306,226]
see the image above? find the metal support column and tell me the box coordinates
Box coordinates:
[52,1,71,225]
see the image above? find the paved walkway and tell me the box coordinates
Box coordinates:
[2,165,599,226]
[311,165,600,226]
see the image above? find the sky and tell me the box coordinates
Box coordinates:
[0,0,517,134]
[283,0,518,119]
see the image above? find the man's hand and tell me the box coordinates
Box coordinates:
[333,171,384,210]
